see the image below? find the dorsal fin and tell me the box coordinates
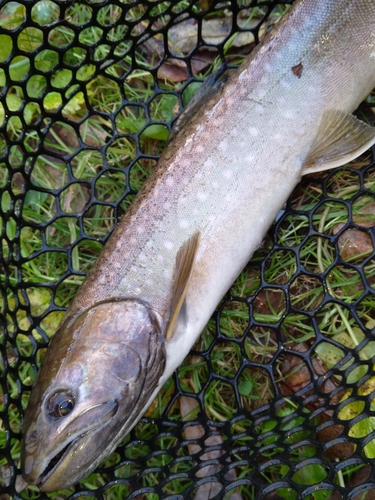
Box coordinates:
[165,232,201,340]
[168,70,229,143]
[303,110,375,174]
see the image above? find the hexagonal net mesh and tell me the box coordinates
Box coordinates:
[1,0,375,499]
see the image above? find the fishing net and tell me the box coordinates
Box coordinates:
[1,0,375,499]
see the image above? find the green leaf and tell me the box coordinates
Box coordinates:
[238,380,253,396]
[142,124,169,141]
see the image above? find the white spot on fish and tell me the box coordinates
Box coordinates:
[197,191,208,201]
[204,158,215,169]
[185,136,193,145]
[238,69,247,82]
[249,127,259,137]
[225,84,236,97]
[209,98,224,119]
[246,153,255,163]
[179,219,189,229]
[223,170,233,179]
[136,225,145,234]
[164,240,173,250]
[195,124,205,139]
[283,110,295,119]
[166,176,174,187]
[281,79,292,89]
[256,87,267,99]
[219,141,229,152]
[163,201,172,210]
[138,252,147,262]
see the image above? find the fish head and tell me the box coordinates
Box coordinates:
[22,300,165,492]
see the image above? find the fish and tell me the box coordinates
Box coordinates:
[22,0,375,492]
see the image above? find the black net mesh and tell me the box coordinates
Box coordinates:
[1,1,375,499]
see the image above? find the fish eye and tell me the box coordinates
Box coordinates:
[48,392,75,418]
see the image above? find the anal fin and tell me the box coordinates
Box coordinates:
[165,232,201,340]
[303,110,375,175]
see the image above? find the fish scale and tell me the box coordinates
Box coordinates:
[22,0,375,492]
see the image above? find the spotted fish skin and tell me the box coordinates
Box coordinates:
[22,0,375,492]
[67,0,375,325]
[66,0,375,367]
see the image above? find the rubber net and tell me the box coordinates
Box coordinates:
[1,1,375,499]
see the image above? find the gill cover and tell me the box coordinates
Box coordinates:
[22,300,166,492]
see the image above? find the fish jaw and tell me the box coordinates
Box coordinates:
[23,401,118,491]
[22,300,166,491]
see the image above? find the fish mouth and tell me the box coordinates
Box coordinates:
[37,432,89,490]
[24,400,120,491]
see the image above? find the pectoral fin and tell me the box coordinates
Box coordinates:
[302,110,375,174]
[165,232,200,340]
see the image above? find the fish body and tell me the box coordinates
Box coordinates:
[22,0,375,491]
